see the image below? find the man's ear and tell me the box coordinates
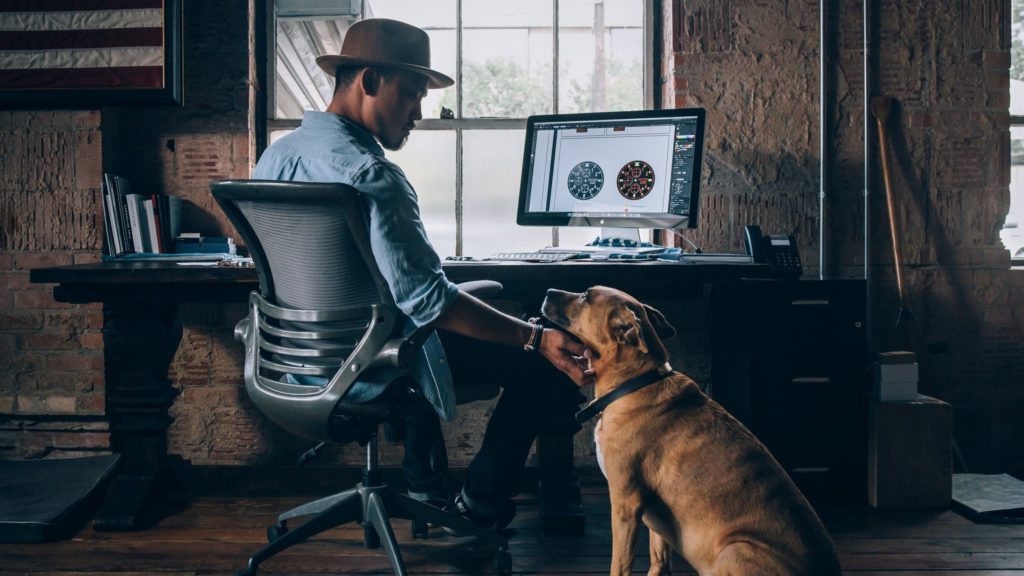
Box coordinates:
[613,310,649,354]
[360,67,381,96]
[642,303,676,340]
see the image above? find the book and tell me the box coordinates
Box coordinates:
[143,198,162,254]
[126,194,146,253]
[99,173,184,256]
[113,175,135,254]
[101,176,122,256]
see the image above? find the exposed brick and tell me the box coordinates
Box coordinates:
[985,50,1011,69]
[13,251,73,270]
[15,394,46,413]
[45,351,102,372]
[74,130,102,191]
[78,331,103,350]
[987,70,1010,89]
[44,395,76,414]
[0,311,43,331]
[73,252,102,265]
[0,395,13,412]
[19,332,76,350]
[14,290,69,310]
[0,253,12,270]
[0,271,30,291]
[78,393,105,415]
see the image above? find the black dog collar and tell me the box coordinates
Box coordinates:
[575,363,674,425]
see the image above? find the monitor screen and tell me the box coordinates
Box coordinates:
[517,108,705,229]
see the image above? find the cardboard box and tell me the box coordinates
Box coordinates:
[873,377,918,402]
[868,394,952,508]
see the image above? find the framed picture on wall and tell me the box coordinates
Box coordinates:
[0,0,183,109]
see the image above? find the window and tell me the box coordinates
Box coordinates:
[1008,0,1024,263]
[267,0,654,257]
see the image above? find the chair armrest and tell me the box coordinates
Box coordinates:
[234,316,251,343]
[369,337,417,369]
[457,280,503,299]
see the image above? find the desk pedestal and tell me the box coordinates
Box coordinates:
[96,302,182,530]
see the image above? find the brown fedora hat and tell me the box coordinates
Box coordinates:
[316,19,454,89]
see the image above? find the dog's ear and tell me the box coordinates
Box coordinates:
[612,309,649,354]
[642,303,676,340]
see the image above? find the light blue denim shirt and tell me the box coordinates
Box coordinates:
[252,111,459,419]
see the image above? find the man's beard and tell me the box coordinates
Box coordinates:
[380,134,408,151]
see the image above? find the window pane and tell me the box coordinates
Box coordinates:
[365,0,456,119]
[1006,127,1024,257]
[384,131,458,257]
[1009,0,1024,256]
[462,130,553,257]
[460,2,554,117]
[558,0,644,113]
[275,17,356,118]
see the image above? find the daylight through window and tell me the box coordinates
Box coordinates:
[268,0,651,257]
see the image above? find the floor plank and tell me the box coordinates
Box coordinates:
[2,467,1024,575]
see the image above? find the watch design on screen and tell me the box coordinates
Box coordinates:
[567,161,604,200]
[616,160,655,200]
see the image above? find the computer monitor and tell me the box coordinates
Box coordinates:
[516,108,705,233]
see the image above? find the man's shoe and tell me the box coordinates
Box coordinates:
[441,489,515,537]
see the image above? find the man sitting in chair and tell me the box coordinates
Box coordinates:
[252,18,594,531]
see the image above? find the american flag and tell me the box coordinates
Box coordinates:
[0,0,167,92]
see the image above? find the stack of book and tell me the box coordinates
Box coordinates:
[101,173,182,256]
[174,233,236,255]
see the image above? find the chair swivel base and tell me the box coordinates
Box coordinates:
[237,481,511,576]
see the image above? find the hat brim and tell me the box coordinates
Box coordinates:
[316,55,454,89]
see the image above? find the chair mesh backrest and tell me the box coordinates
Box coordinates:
[237,200,381,310]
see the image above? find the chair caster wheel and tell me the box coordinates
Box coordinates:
[237,559,258,576]
[494,551,512,575]
[411,519,429,539]
[267,522,288,542]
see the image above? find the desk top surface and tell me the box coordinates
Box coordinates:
[30,259,773,303]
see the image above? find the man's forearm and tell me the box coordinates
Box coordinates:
[430,290,534,347]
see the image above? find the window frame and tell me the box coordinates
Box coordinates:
[259,0,661,256]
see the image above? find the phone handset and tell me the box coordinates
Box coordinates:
[743,225,766,263]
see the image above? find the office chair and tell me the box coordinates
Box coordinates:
[212,180,511,576]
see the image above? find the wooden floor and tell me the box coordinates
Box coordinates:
[3,467,1024,575]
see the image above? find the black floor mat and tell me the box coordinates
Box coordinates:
[0,454,120,542]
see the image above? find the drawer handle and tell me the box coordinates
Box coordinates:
[792,377,831,384]
[791,299,830,306]
[791,467,831,474]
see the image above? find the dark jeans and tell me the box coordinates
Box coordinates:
[402,330,584,509]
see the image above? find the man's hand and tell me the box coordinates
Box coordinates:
[538,328,596,387]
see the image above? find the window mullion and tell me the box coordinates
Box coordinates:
[551,0,560,247]
[455,0,464,256]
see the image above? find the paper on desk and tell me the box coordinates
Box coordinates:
[177,261,219,266]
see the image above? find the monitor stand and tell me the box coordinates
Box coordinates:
[541,228,665,254]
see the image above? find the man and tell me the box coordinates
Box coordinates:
[252,18,593,530]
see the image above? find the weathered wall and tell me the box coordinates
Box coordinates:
[664,0,1024,475]
[2,0,1022,476]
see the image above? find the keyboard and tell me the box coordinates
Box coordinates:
[486,251,581,262]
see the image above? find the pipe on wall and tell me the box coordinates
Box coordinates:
[819,0,828,279]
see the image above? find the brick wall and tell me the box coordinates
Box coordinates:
[2,0,1022,476]
[0,111,108,458]
[664,0,1024,475]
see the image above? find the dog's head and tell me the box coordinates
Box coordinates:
[541,286,676,372]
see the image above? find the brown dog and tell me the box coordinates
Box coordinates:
[542,286,841,576]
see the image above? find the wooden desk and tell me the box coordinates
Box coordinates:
[30,259,770,530]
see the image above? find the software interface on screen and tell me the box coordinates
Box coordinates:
[521,112,701,226]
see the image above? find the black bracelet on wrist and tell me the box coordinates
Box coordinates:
[523,321,543,352]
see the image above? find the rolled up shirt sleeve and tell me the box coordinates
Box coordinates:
[352,159,460,328]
